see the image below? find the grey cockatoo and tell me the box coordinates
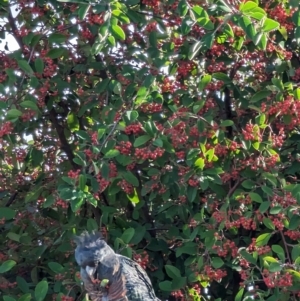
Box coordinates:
[74,231,161,301]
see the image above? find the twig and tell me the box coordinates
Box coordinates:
[5,192,18,207]
[7,6,23,49]
[279,230,291,264]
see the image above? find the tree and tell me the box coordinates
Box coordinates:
[1,0,300,300]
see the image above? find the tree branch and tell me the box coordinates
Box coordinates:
[8,6,23,49]
[45,96,80,171]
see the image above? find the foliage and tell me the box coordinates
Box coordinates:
[1,0,300,300]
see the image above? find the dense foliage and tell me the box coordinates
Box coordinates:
[1,0,300,300]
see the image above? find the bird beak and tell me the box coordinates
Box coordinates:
[85,266,97,283]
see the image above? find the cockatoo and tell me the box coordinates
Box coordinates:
[74,231,160,301]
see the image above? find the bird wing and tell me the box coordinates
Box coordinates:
[117,255,160,301]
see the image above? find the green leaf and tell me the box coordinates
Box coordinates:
[292,10,300,26]
[255,114,266,125]
[198,74,211,91]
[171,276,187,290]
[78,4,90,20]
[67,112,80,132]
[18,60,34,75]
[212,72,231,84]
[79,174,87,191]
[126,188,140,204]
[268,262,282,273]
[240,249,257,265]
[177,0,188,16]
[249,192,262,203]
[292,245,300,261]
[235,288,244,301]
[76,130,91,141]
[0,260,16,273]
[270,206,282,215]
[255,33,267,50]
[262,18,280,32]
[16,276,29,293]
[250,90,271,102]
[104,149,120,158]
[263,256,278,263]
[263,217,275,230]
[195,158,205,170]
[211,257,224,269]
[159,280,173,291]
[239,1,257,12]
[121,228,135,244]
[3,296,16,301]
[87,218,98,232]
[20,100,39,111]
[223,23,234,37]
[48,262,65,274]
[47,48,66,59]
[261,186,273,196]
[70,197,84,212]
[123,171,139,186]
[0,208,16,220]
[189,41,201,60]
[197,17,214,30]
[133,135,152,147]
[35,58,44,73]
[256,233,272,247]
[271,78,284,92]
[259,201,270,213]
[220,120,234,127]
[6,109,22,120]
[187,186,197,202]
[111,24,126,40]
[7,232,20,242]
[35,280,48,301]
[165,265,181,279]
[238,16,255,39]
[272,245,285,262]
[289,214,300,230]
[48,33,67,44]
[294,88,300,100]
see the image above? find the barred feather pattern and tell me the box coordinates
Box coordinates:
[74,231,160,301]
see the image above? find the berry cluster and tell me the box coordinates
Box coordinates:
[117,179,133,194]
[263,270,293,288]
[203,266,227,281]
[170,290,184,300]
[145,21,157,32]
[212,240,238,258]
[0,122,13,138]
[61,296,75,301]
[177,60,197,79]
[67,169,80,179]
[55,198,69,209]
[133,251,149,269]
[21,109,36,122]
[109,162,118,178]
[242,123,261,141]
[161,77,176,93]
[124,124,143,135]
[285,230,300,240]
[140,103,163,113]
[96,174,110,192]
[135,147,164,160]
[207,61,226,73]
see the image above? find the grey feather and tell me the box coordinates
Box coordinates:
[74,231,160,301]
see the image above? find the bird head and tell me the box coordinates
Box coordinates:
[74,231,119,285]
